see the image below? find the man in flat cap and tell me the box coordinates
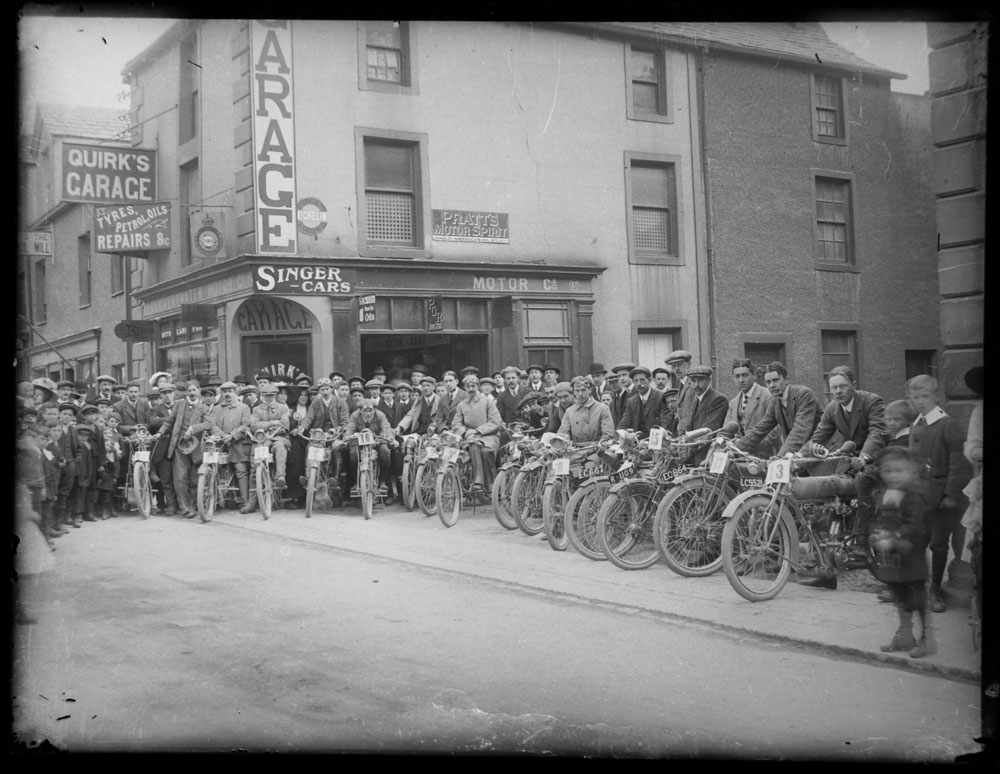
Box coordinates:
[147,382,180,514]
[496,365,530,425]
[241,383,292,512]
[664,350,695,432]
[344,398,396,505]
[365,379,383,402]
[617,366,668,437]
[396,376,446,437]
[56,380,75,403]
[525,364,545,395]
[199,381,255,512]
[681,365,729,463]
[652,367,671,393]
[610,363,636,427]
[233,375,250,388]
[451,375,502,495]
[240,383,260,410]
[377,382,407,502]
[95,374,116,402]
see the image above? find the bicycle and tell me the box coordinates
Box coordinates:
[125,427,161,519]
[595,427,720,570]
[250,426,290,519]
[196,434,242,522]
[541,437,607,551]
[652,436,767,577]
[302,427,343,518]
[719,451,869,601]
[435,430,495,528]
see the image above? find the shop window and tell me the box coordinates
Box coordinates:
[811,73,846,144]
[357,21,417,95]
[158,315,220,384]
[32,258,46,323]
[78,235,92,307]
[814,175,855,270]
[523,303,570,344]
[391,298,424,329]
[458,299,488,330]
[357,128,430,257]
[905,349,937,379]
[625,44,672,123]
[626,152,682,265]
[820,328,859,397]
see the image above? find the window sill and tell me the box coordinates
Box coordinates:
[111,290,124,298]
[79,303,92,310]
[359,80,419,96]
[629,253,684,266]
[815,262,860,274]
[359,245,431,260]
[627,111,674,125]
[813,135,848,146]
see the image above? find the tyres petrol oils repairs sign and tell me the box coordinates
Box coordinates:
[93,202,171,253]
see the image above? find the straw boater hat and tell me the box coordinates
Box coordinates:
[149,371,171,386]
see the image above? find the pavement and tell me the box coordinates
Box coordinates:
[202,500,983,684]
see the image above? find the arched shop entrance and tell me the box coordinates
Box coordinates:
[233,296,319,383]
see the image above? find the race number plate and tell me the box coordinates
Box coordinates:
[133,450,150,463]
[609,462,634,484]
[765,459,791,485]
[203,451,219,465]
[254,445,271,462]
[511,446,521,461]
[442,446,460,464]
[552,457,570,476]
[357,430,375,447]
[647,427,664,451]
[709,450,729,475]
[307,446,326,463]
[424,447,439,459]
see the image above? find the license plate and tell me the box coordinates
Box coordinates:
[133,450,150,463]
[709,450,729,475]
[609,463,634,484]
[307,446,327,463]
[254,446,271,462]
[765,459,792,485]
[741,478,764,489]
[203,451,219,464]
[552,457,570,476]
[442,446,460,463]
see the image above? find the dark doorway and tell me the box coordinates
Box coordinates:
[241,335,312,383]
[361,333,488,382]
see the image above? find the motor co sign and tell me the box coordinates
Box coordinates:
[251,20,297,255]
[61,143,157,204]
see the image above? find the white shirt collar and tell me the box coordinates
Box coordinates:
[841,397,855,413]
[894,427,911,440]
[919,406,947,425]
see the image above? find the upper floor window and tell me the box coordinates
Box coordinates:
[357,21,418,95]
[78,235,92,307]
[356,128,430,257]
[180,159,201,266]
[625,152,682,265]
[813,174,857,271]
[111,255,127,296]
[812,74,846,144]
[32,258,46,324]
[179,33,200,145]
[626,44,672,123]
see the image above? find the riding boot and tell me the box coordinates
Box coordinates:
[470,447,486,490]
[164,487,180,516]
[880,607,915,652]
[910,608,937,658]
[239,474,257,513]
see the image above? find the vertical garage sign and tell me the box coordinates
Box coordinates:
[251,20,297,255]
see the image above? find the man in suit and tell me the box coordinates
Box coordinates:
[377,382,408,502]
[735,362,820,458]
[496,365,530,425]
[158,380,209,518]
[611,363,636,427]
[397,376,447,436]
[147,382,179,514]
[724,358,780,457]
[113,380,151,438]
[804,365,887,466]
[588,363,610,401]
[682,365,731,464]
[617,366,667,437]
[666,350,697,433]
[441,371,468,425]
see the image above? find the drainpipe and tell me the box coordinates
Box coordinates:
[694,47,718,373]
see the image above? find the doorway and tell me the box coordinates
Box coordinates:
[241,335,312,383]
[361,333,488,382]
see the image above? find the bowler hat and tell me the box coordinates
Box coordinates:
[233,374,249,385]
[664,350,693,365]
[410,364,428,375]
[589,363,607,375]
[56,380,75,389]
[542,363,561,374]
[460,366,479,376]
[629,366,652,380]
[371,366,386,376]
[348,376,365,386]
[526,364,544,374]
[688,365,713,378]
[326,372,343,382]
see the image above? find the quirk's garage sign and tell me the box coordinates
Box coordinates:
[61,143,157,204]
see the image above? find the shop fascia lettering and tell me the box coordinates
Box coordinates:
[254,264,353,293]
[61,144,157,204]
[252,20,297,254]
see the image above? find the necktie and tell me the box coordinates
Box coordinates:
[739,392,747,417]
[916,416,927,426]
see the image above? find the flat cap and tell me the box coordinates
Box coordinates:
[58,402,80,417]
[316,377,333,388]
[629,366,652,379]
[420,376,437,386]
[516,391,544,410]
[501,365,521,377]
[652,367,669,377]
[364,379,383,390]
[326,372,343,382]
[348,376,365,385]
[357,398,376,409]
[379,382,397,392]
[260,383,279,395]
[95,397,112,406]
[219,381,238,391]
[611,363,636,374]
[80,403,100,415]
[56,380,75,389]
[479,377,497,387]
[95,374,116,384]
[239,385,258,396]
[664,350,693,365]
[460,366,479,376]
[395,382,412,391]
[350,386,366,396]
[687,365,713,378]
[157,382,177,392]
[554,381,573,395]
[75,423,94,434]
[296,374,314,385]
[662,387,679,397]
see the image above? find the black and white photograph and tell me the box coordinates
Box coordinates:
[14,4,991,759]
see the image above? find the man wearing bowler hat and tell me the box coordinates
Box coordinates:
[542,364,561,388]
[588,363,609,401]
[617,366,668,436]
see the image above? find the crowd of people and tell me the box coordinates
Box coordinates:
[15,353,984,658]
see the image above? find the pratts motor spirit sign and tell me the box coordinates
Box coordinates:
[61,143,157,204]
[251,20,297,255]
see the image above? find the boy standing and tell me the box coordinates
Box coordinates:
[906,375,973,613]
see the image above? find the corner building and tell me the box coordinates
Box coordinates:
[124,20,707,384]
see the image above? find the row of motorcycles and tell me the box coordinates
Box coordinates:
[191,419,874,602]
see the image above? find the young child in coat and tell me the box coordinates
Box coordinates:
[41,423,69,541]
[97,423,123,519]
[869,446,934,658]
